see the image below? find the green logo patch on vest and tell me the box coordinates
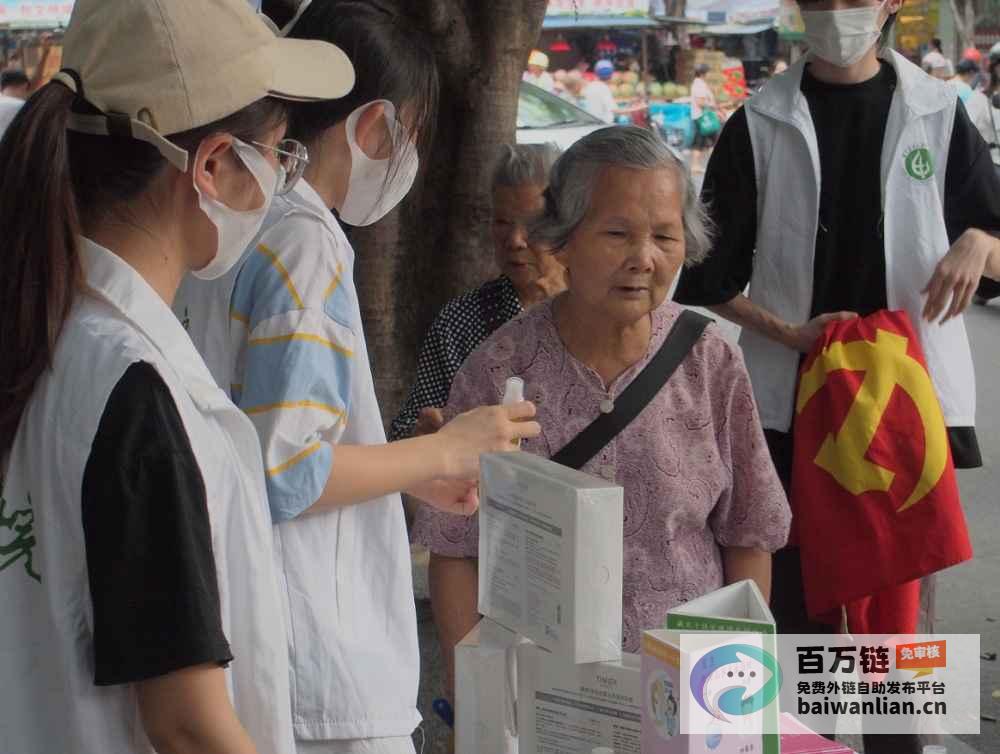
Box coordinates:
[0,483,40,583]
[904,147,935,181]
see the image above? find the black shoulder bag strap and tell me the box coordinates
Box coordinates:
[551,310,712,471]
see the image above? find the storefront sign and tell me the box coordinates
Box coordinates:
[685,0,780,24]
[547,0,651,17]
[0,1,74,26]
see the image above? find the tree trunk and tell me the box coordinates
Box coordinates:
[352,0,549,423]
[949,0,979,50]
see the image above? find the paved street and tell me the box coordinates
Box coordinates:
[411,300,1000,754]
[939,299,1000,754]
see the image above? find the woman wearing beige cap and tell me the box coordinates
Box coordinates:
[0,1,352,753]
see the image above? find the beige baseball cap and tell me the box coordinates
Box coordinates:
[52,0,355,171]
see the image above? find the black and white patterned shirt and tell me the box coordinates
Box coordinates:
[389,276,523,441]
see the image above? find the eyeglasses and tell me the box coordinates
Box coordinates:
[253,138,309,196]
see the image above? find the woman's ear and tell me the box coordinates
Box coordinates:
[552,243,569,268]
[192,133,236,202]
[353,102,391,160]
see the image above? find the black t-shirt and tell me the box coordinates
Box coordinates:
[81,361,232,686]
[675,62,1000,468]
[803,62,894,318]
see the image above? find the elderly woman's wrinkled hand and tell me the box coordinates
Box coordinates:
[527,262,569,302]
[414,407,446,436]
[436,402,540,480]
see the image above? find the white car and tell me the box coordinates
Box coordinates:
[517,81,606,150]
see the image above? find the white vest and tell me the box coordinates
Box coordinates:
[0,240,295,754]
[742,50,976,432]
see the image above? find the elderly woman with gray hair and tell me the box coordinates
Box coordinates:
[390,142,565,441]
[417,126,791,681]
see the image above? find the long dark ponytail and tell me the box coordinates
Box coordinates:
[0,82,286,457]
[0,84,80,458]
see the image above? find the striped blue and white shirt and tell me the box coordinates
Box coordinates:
[227,213,356,521]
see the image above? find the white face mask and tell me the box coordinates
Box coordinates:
[801,1,890,68]
[192,138,280,281]
[338,100,420,227]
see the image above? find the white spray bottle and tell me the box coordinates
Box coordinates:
[502,377,525,449]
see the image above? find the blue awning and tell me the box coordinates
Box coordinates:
[543,15,660,30]
[699,20,775,36]
[655,16,707,25]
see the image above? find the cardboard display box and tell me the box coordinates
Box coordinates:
[478,452,623,664]
[518,642,641,754]
[638,581,781,754]
[455,618,528,754]
[641,630,766,754]
[665,580,776,635]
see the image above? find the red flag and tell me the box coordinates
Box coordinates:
[791,310,973,633]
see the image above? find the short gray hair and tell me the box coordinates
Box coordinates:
[493,143,561,190]
[531,126,714,266]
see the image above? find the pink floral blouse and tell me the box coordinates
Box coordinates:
[413,299,791,652]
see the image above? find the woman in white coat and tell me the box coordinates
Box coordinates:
[175,2,540,753]
[0,1,350,753]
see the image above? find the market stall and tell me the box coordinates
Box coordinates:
[684,0,780,94]
[542,0,660,74]
[1,1,72,83]
[542,1,685,125]
[540,1,717,137]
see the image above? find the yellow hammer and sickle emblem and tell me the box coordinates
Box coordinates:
[796,329,948,512]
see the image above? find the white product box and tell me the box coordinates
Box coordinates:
[478,452,624,664]
[518,642,641,754]
[455,618,528,754]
